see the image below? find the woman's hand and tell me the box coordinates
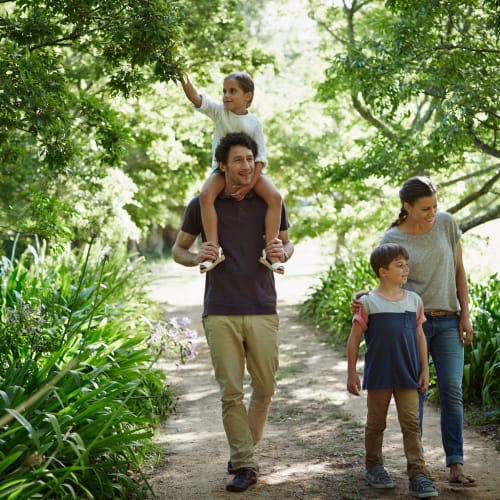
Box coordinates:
[350,290,369,313]
[459,314,474,346]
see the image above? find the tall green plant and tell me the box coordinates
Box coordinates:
[0,243,192,498]
[464,274,500,409]
[300,256,378,344]
[301,256,500,411]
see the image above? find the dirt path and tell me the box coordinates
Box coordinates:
[146,241,499,499]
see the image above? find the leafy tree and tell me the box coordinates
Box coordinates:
[0,0,269,248]
[309,0,500,232]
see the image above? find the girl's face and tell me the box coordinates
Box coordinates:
[222,78,252,115]
[404,194,438,226]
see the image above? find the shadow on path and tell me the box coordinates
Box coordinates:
[146,247,499,499]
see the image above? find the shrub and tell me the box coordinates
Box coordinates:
[300,256,378,344]
[0,241,195,498]
[464,274,500,410]
[300,254,500,412]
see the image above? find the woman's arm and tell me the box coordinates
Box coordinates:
[455,241,474,346]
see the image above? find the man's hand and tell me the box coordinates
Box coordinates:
[264,237,286,263]
[197,241,220,265]
[350,290,369,313]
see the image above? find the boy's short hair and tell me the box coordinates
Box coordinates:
[215,132,258,165]
[370,243,409,277]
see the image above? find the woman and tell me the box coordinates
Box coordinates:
[353,176,475,487]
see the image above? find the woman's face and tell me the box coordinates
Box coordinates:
[404,194,438,226]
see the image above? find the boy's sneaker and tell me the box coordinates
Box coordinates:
[364,465,395,489]
[409,474,438,498]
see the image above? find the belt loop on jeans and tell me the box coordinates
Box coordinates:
[424,310,458,317]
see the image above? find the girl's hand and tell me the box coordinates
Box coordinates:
[231,184,251,201]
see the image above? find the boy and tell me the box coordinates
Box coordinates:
[346,243,438,498]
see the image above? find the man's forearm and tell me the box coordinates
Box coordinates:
[172,246,198,267]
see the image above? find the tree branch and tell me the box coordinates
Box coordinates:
[467,124,500,158]
[351,93,395,140]
[459,203,500,233]
[447,168,500,214]
[439,164,500,188]
[29,30,97,51]
[434,44,500,55]
[412,95,438,131]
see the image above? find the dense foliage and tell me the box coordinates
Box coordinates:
[0,243,197,497]
[465,275,500,408]
[300,258,500,412]
[305,0,500,242]
[0,0,269,248]
[2,0,498,254]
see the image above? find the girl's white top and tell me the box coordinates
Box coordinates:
[197,94,267,169]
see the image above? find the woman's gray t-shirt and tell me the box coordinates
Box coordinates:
[380,211,461,311]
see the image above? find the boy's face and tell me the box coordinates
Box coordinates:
[381,256,409,286]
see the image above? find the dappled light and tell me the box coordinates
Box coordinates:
[1,0,498,498]
[148,243,500,499]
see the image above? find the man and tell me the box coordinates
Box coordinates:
[172,132,293,492]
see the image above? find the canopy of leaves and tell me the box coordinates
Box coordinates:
[1,0,498,253]
[312,0,500,232]
[0,0,266,247]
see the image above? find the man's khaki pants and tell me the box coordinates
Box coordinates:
[203,314,279,472]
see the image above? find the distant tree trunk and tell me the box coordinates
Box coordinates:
[130,223,179,257]
[335,231,346,262]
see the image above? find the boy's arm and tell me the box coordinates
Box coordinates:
[180,74,202,108]
[346,322,363,396]
[416,324,429,392]
[231,162,264,200]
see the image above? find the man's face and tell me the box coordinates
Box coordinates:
[221,145,255,186]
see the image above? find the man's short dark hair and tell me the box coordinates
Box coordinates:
[214,132,258,165]
[370,243,409,277]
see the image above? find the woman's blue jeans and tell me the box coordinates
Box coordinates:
[420,314,464,466]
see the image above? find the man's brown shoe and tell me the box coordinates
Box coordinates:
[226,468,257,492]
